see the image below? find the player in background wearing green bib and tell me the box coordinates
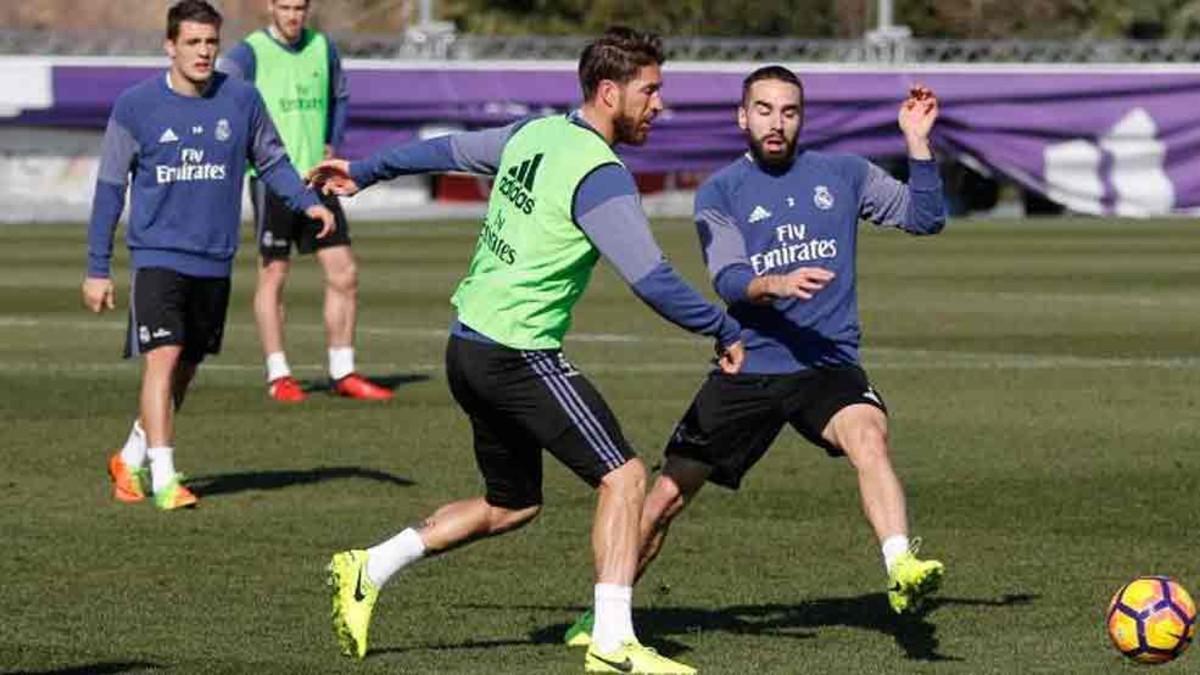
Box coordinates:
[221,0,393,403]
[313,28,762,674]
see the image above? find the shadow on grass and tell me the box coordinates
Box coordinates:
[5,662,161,674]
[185,466,415,497]
[370,637,549,657]
[421,592,1038,662]
[301,373,430,394]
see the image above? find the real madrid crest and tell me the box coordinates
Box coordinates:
[813,185,834,210]
[215,118,231,142]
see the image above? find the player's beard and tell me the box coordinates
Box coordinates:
[613,110,651,146]
[747,130,798,171]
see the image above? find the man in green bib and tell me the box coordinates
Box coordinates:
[222,0,392,403]
[313,27,744,674]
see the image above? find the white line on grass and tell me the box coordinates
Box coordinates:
[4,316,1198,371]
[4,355,1200,376]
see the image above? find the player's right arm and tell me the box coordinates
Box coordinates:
[574,165,744,373]
[695,184,833,306]
[83,102,138,313]
[309,120,528,196]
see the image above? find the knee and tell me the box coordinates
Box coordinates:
[599,459,647,499]
[488,503,541,533]
[326,260,358,295]
[846,426,891,469]
[258,262,288,289]
[644,479,685,530]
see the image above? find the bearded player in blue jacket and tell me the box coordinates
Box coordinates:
[566,65,947,646]
[83,0,334,511]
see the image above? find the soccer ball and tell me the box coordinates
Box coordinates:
[1107,576,1196,665]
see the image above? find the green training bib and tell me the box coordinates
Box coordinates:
[246,29,329,174]
[451,115,623,350]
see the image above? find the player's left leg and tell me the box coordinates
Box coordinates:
[822,403,943,613]
[139,344,196,510]
[822,404,906,545]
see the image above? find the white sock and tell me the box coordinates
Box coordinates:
[266,352,291,382]
[147,446,177,493]
[365,528,426,588]
[328,347,355,381]
[119,419,147,468]
[882,534,911,573]
[592,583,635,654]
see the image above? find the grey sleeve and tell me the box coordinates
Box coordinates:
[576,195,664,284]
[96,116,138,186]
[248,93,290,174]
[859,159,946,235]
[695,205,751,280]
[446,122,524,175]
[858,163,911,228]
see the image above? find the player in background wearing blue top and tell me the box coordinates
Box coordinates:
[83,0,334,510]
[565,66,948,646]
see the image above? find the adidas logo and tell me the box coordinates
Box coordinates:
[748,205,772,223]
[498,153,543,215]
[506,153,543,191]
[159,128,179,144]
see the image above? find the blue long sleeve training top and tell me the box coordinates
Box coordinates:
[87,72,319,279]
[695,151,947,373]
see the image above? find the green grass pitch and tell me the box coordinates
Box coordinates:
[1,217,1198,673]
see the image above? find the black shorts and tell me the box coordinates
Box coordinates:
[444,334,637,510]
[250,177,350,259]
[124,267,231,364]
[665,366,887,490]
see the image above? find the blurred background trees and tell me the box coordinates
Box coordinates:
[5,0,1200,39]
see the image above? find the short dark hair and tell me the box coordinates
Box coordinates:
[167,0,223,41]
[578,27,665,101]
[742,65,804,106]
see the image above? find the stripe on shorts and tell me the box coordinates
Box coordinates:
[521,351,624,470]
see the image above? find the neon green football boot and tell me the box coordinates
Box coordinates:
[887,539,944,614]
[152,474,197,510]
[327,550,379,659]
[585,640,696,674]
[564,608,594,647]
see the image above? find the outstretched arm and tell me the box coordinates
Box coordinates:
[311,121,527,196]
